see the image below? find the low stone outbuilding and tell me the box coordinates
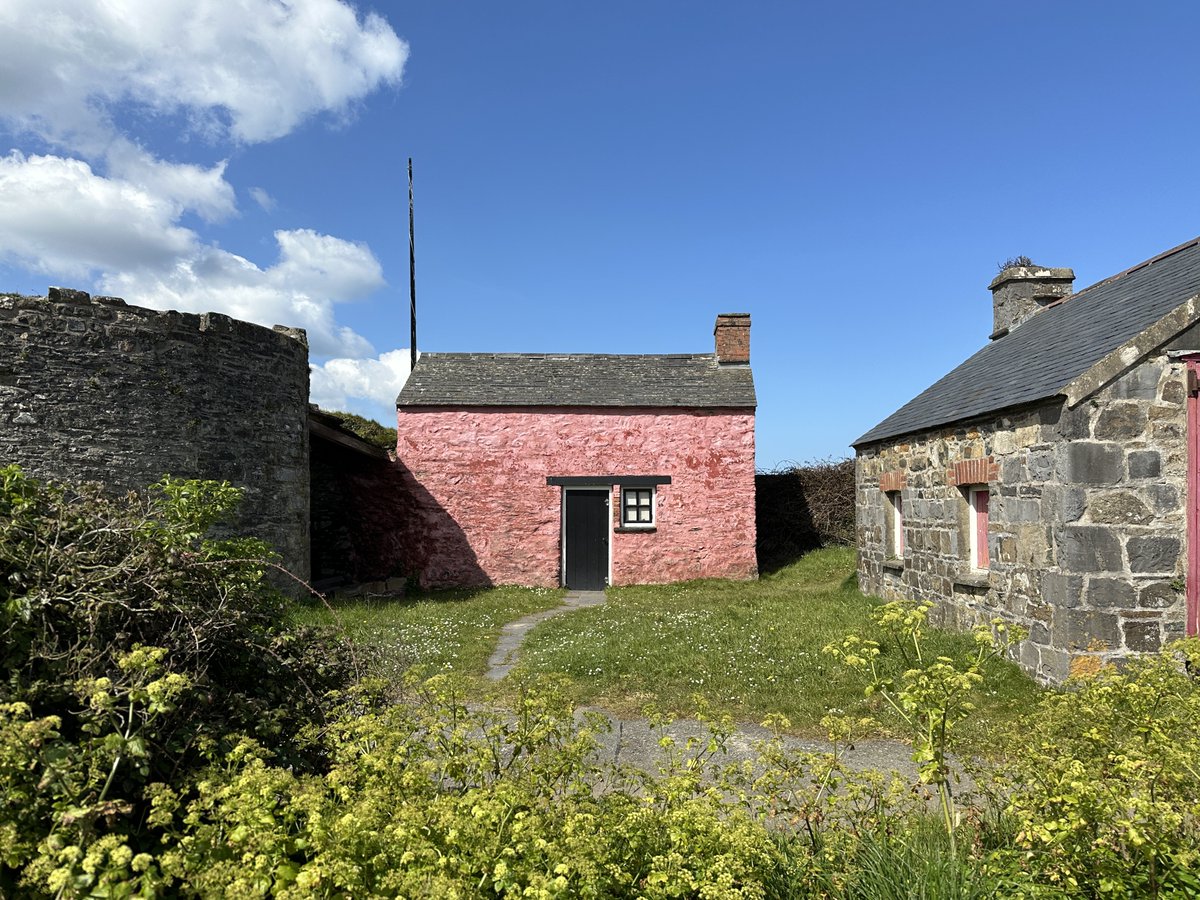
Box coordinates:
[395,314,758,589]
[854,238,1200,683]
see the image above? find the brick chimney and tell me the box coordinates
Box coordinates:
[714,313,750,364]
[987,265,1074,339]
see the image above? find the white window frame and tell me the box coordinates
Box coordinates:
[968,486,990,571]
[620,485,656,530]
[886,490,904,559]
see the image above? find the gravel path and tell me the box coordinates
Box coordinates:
[483,588,929,781]
[579,706,933,784]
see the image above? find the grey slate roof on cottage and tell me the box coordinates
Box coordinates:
[397,353,756,408]
[854,237,1200,447]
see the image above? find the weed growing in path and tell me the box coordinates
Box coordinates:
[295,585,565,680]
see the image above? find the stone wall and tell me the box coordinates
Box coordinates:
[396,406,757,588]
[310,435,413,585]
[857,351,1189,683]
[0,288,311,579]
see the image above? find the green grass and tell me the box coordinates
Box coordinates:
[294,584,565,680]
[297,548,1043,745]
[512,546,1041,741]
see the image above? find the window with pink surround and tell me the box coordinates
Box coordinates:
[969,488,989,570]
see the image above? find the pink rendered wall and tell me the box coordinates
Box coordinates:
[396,406,757,588]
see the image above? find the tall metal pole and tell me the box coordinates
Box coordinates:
[408,158,417,371]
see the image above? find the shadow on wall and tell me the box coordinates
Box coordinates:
[310,439,414,585]
[309,430,490,590]
[755,458,855,573]
[394,464,492,590]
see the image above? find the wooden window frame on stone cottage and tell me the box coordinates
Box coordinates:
[878,469,907,563]
[620,486,656,530]
[885,490,904,560]
[967,486,990,571]
[948,457,998,580]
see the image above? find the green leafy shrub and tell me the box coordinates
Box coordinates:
[986,640,1200,898]
[0,466,355,892]
[145,674,797,898]
[825,597,1025,851]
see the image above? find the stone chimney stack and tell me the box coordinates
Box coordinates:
[714,313,750,364]
[987,265,1074,339]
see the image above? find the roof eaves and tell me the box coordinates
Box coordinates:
[850,395,1066,450]
[1062,294,1200,407]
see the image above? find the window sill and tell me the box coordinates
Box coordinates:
[882,559,905,572]
[615,526,656,534]
[953,570,990,589]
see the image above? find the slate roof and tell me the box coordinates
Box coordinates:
[854,237,1200,447]
[397,353,756,409]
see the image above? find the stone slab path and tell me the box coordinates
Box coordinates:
[579,707,940,785]
[482,590,956,788]
[485,589,607,680]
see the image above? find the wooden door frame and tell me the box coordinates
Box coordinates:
[560,486,612,589]
[1188,357,1200,636]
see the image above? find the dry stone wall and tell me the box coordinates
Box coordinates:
[857,352,1188,683]
[0,288,311,579]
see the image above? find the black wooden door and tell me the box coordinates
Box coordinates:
[564,490,608,590]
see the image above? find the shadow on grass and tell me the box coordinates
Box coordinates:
[306,583,513,610]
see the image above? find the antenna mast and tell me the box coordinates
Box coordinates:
[408,158,417,371]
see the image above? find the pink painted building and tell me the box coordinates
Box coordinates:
[395,314,758,589]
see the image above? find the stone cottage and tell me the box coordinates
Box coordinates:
[395,314,758,589]
[854,237,1200,683]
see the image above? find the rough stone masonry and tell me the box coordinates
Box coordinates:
[0,288,311,579]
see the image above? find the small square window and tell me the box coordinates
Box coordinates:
[621,487,655,528]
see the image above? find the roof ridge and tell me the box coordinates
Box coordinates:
[417,351,715,360]
[854,235,1200,447]
[1047,235,1200,311]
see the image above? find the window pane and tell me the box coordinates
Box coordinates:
[623,488,654,525]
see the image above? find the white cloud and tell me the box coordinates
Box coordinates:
[272,229,385,300]
[0,151,199,277]
[104,140,236,223]
[0,0,408,151]
[97,230,385,358]
[249,187,277,212]
[0,1,406,362]
[310,349,415,420]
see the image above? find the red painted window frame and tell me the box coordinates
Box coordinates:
[1188,358,1200,636]
[970,488,990,570]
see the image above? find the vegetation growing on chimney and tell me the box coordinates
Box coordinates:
[997,255,1035,271]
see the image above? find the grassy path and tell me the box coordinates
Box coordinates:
[299,549,1042,745]
[294,584,566,681]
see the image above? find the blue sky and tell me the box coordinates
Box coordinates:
[3,2,1200,468]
